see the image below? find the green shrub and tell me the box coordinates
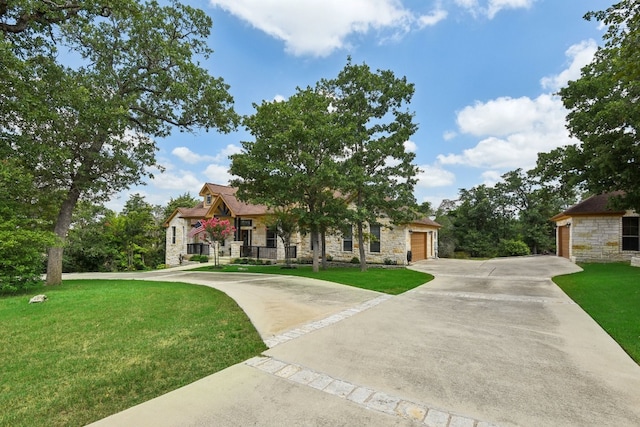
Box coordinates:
[383,258,397,265]
[498,240,531,257]
[350,256,360,264]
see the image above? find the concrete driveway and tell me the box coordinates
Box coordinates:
[85,257,640,427]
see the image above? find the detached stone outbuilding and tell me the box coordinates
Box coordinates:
[551,192,640,262]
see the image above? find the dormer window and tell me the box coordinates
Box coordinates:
[206,194,212,205]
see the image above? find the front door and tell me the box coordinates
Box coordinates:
[240,229,252,257]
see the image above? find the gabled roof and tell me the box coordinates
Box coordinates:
[551,191,627,221]
[411,217,441,228]
[199,183,269,216]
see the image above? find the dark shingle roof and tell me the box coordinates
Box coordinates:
[552,191,626,221]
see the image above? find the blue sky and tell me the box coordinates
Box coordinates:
[109,0,606,212]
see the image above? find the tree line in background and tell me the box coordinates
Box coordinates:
[434,168,577,259]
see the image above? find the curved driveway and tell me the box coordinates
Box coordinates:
[85,257,640,427]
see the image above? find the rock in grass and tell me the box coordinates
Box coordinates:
[29,294,47,304]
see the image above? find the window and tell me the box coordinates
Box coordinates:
[343,226,353,251]
[171,226,176,244]
[266,228,277,248]
[239,219,253,227]
[370,224,381,253]
[206,194,212,205]
[622,217,639,251]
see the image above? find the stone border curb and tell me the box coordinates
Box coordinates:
[246,356,500,427]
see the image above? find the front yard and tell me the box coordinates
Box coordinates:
[0,280,267,427]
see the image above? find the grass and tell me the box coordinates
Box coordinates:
[192,264,434,295]
[553,262,640,364]
[0,280,267,427]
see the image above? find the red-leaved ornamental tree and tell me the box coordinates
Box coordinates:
[196,218,236,267]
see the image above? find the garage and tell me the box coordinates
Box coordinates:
[411,232,427,261]
[558,225,570,259]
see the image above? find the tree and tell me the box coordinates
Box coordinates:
[265,207,299,268]
[2,0,238,285]
[0,160,57,294]
[320,58,419,271]
[63,201,117,272]
[553,0,640,211]
[195,218,235,267]
[230,87,348,273]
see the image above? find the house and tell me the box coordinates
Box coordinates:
[551,192,640,262]
[163,183,441,266]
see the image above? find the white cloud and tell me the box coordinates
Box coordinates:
[152,170,202,190]
[438,93,575,170]
[203,164,234,185]
[416,164,456,188]
[436,39,597,172]
[443,130,457,141]
[404,140,418,153]
[172,144,242,164]
[454,0,535,19]
[172,146,213,164]
[273,94,286,102]
[418,8,448,28]
[481,170,502,186]
[540,39,598,91]
[210,0,441,57]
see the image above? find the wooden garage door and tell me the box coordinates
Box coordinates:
[558,226,570,259]
[411,232,427,261]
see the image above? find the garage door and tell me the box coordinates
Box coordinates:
[558,226,570,259]
[411,232,427,261]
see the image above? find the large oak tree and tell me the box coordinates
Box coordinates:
[549,0,640,211]
[1,0,238,284]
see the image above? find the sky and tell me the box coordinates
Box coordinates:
[107,0,607,213]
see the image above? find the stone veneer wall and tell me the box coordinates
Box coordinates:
[165,216,189,266]
[298,220,410,265]
[571,214,640,262]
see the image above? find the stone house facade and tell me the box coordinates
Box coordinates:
[551,192,640,263]
[164,183,440,266]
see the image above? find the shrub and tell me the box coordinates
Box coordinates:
[350,256,360,264]
[383,258,397,265]
[498,240,531,257]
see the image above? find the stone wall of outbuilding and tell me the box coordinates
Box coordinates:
[570,213,640,262]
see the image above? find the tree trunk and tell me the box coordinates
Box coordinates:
[311,229,320,273]
[357,221,367,272]
[321,230,327,270]
[46,187,81,285]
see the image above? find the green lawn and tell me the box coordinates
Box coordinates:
[0,280,267,427]
[553,263,640,364]
[193,264,434,295]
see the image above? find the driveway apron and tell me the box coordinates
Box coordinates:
[85,257,640,426]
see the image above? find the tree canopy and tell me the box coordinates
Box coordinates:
[230,86,347,272]
[230,59,419,271]
[1,0,238,284]
[545,0,640,211]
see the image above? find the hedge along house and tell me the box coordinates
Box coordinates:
[551,192,640,262]
[164,183,441,266]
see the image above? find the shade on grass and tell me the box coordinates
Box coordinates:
[0,280,267,427]
[193,264,434,295]
[554,263,640,364]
